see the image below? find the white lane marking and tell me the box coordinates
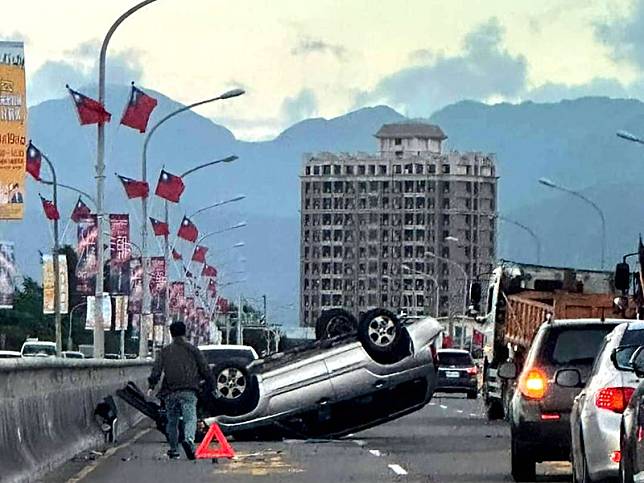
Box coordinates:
[456,409,464,414]
[369,449,381,457]
[469,413,477,417]
[439,404,448,409]
[429,402,436,406]
[389,464,408,475]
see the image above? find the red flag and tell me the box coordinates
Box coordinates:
[117,174,149,199]
[172,249,182,261]
[26,141,42,180]
[202,264,217,277]
[472,329,484,347]
[177,216,198,243]
[192,245,208,263]
[40,195,60,220]
[67,86,111,125]
[149,217,169,236]
[155,170,185,203]
[442,335,454,349]
[120,84,158,133]
[71,197,91,223]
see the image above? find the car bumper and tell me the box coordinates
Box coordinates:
[582,411,621,480]
[435,376,477,393]
[512,399,572,461]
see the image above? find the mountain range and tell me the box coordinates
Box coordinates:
[17,87,644,326]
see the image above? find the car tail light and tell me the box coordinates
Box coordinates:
[466,366,478,376]
[519,368,548,399]
[610,450,622,463]
[595,387,635,413]
[540,413,560,421]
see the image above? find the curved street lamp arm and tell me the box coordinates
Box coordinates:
[498,215,541,264]
[181,156,238,178]
[190,195,246,218]
[38,178,96,207]
[559,188,606,269]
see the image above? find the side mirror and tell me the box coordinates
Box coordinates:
[631,346,644,378]
[612,345,642,371]
[615,262,631,292]
[555,368,582,388]
[497,362,517,380]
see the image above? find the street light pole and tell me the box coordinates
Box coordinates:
[426,250,469,315]
[67,301,87,351]
[496,215,541,264]
[402,264,440,317]
[97,0,158,359]
[538,177,606,269]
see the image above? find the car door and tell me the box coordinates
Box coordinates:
[323,340,377,401]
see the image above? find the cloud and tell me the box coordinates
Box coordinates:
[28,39,144,105]
[291,36,347,60]
[527,77,631,102]
[280,88,318,125]
[595,1,644,70]
[355,18,527,117]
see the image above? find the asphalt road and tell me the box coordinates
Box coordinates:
[47,394,572,483]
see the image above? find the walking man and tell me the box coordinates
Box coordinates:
[148,321,213,459]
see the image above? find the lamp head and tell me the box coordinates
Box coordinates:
[538,177,557,188]
[219,88,245,99]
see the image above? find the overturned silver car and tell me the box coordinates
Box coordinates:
[203,308,442,439]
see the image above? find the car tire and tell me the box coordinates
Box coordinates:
[467,391,477,400]
[211,358,259,416]
[511,436,536,482]
[315,308,358,340]
[358,308,404,361]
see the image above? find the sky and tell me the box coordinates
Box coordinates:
[5,0,644,140]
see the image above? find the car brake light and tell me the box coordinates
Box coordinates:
[610,450,622,463]
[540,413,560,421]
[595,387,635,413]
[519,368,548,399]
[466,366,478,376]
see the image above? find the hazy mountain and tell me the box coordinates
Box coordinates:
[19,89,644,327]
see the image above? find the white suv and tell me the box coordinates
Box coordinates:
[21,339,57,358]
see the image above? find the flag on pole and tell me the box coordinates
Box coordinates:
[172,248,182,261]
[207,278,217,297]
[70,196,91,223]
[202,264,217,277]
[67,86,111,125]
[149,217,170,236]
[192,245,208,263]
[39,195,60,220]
[155,170,185,203]
[117,174,149,199]
[26,141,42,180]
[120,84,158,133]
[177,216,198,242]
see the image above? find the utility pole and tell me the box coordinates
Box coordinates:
[263,294,267,323]
[237,294,243,345]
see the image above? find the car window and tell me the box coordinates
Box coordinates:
[202,349,254,364]
[541,327,617,365]
[615,328,644,368]
[438,352,473,366]
[22,345,56,356]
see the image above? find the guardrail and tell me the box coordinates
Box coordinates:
[0,358,152,483]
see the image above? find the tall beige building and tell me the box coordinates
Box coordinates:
[299,123,497,327]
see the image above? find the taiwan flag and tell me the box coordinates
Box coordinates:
[117,175,149,199]
[207,279,217,297]
[71,197,92,223]
[26,141,42,180]
[120,84,158,133]
[149,217,169,236]
[192,245,208,263]
[40,195,60,221]
[177,216,198,243]
[202,264,217,277]
[172,249,182,261]
[67,86,111,125]
[155,170,184,203]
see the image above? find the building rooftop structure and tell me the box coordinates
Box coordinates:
[375,122,447,140]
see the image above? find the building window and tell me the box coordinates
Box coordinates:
[346,165,354,175]
[313,166,320,175]
[323,165,331,175]
[305,166,311,175]
[395,138,402,145]
[358,165,366,175]
[442,164,450,174]
[394,164,402,174]
[333,165,341,175]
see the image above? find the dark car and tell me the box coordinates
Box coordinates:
[619,345,644,483]
[436,349,478,399]
[498,319,622,482]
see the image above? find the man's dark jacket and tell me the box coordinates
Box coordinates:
[148,337,213,396]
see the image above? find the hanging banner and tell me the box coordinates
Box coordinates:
[42,254,69,314]
[85,293,111,331]
[114,295,129,331]
[76,215,98,295]
[0,241,16,309]
[153,322,164,345]
[0,41,27,220]
[131,314,140,338]
[169,281,185,316]
[196,307,206,329]
[145,313,154,341]
[149,256,166,315]
[109,214,131,295]
[128,257,143,314]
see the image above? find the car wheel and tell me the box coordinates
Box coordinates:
[511,436,536,482]
[467,391,477,400]
[358,308,403,360]
[315,308,358,340]
[211,358,258,416]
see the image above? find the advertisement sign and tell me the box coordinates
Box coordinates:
[85,293,111,331]
[169,281,185,316]
[109,214,131,294]
[149,256,166,315]
[128,257,143,314]
[42,254,69,314]
[114,295,129,331]
[144,313,153,341]
[76,215,98,295]
[0,241,16,308]
[0,41,26,220]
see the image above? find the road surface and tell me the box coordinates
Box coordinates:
[46,394,572,482]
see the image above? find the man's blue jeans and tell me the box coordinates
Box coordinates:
[165,390,197,453]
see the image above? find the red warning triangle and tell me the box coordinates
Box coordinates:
[195,423,235,459]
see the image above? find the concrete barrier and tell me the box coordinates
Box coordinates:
[0,358,152,483]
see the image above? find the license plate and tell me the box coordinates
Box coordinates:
[446,371,459,378]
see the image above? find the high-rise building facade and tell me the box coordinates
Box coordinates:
[299,123,497,327]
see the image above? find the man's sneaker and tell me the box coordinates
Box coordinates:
[181,440,196,460]
[167,450,180,460]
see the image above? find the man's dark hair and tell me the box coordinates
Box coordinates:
[170,321,186,338]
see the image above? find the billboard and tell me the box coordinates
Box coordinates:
[0,241,16,308]
[42,254,69,314]
[128,257,143,314]
[109,214,131,294]
[0,41,26,220]
[169,281,185,317]
[85,293,111,331]
[76,215,98,295]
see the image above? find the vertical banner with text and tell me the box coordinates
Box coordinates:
[85,293,111,331]
[42,254,68,314]
[114,295,129,331]
[0,41,26,220]
[76,215,98,295]
[149,256,166,315]
[109,214,131,295]
[169,281,185,317]
[128,257,143,315]
[0,241,16,308]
